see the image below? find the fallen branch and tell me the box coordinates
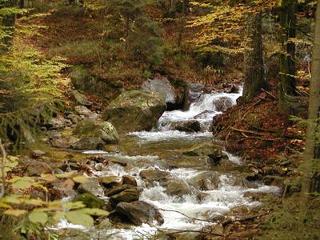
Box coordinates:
[230,127,269,136]
[261,88,277,99]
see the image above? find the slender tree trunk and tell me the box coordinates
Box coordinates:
[279,0,297,109]
[243,13,266,101]
[302,0,320,195]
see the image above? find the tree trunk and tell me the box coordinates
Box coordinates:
[243,13,266,101]
[302,0,320,196]
[279,0,297,109]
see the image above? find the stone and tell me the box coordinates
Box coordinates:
[26,160,52,176]
[100,176,123,188]
[187,172,220,190]
[31,150,46,158]
[165,179,191,197]
[47,115,71,130]
[142,76,176,105]
[75,106,98,119]
[71,137,105,150]
[50,136,79,149]
[115,201,164,226]
[139,168,171,183]
[73,193,105,209]
[109,187,140,206]
[122,175,137,186]
[77,178,105,197]
[103,90,166,133]
[71,90,92,106]
[74,120,119,144]
[214,97,233,112]
[173,120,201,132]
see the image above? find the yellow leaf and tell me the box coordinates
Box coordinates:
[4,209,27,217]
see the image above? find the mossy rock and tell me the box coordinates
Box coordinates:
[73,193,105,209]
[103,90,166,133]
[73,119,119,144]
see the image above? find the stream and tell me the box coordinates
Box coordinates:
[60,87,279,240]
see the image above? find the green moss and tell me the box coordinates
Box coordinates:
[73,193,105,209]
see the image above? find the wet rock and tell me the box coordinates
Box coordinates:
[100,176,123,188]
[214,97,233,112]
[71,90,92,106]
[187,172,220,190]
[73,192,105,209]
[227,84,240,93]
[142,76,176,105]
[75,105,98,119]
[31,150,46,158]
[188,83,204,102]
[122,175,137,186]
[74,120,119,144]
[173,120,201,132]
[115,201,164,226]
[71,137,105,150]
[165,179,191,197]
[77,178,104,197]
[139,168,171,183]
[109,187,140,206]
[103,90,166,133]
[182,143,227,160]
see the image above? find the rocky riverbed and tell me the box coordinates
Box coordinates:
[20,78,280,240]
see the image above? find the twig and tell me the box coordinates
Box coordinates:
[0,139,7,198]
[261,88,277,99]
[158,208,220,223]
[230,127,268,136]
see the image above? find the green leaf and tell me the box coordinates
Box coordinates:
[11,177,34,189]
[79,208,109,217]
[28,211,48,225]
[65,210,94,228]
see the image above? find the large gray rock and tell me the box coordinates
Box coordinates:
[74,120,119,144]
[165,179,191,197]
[115,201,164,226]
[142,76,176,105]
[103,90,166,133]
[109,186,140,206]
[214,97,233,112]
[187,171,220,190]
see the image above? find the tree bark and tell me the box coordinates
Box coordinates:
[302,0,320,196]
[279,0,297,109]
[243,13,266,101]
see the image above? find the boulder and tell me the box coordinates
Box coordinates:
[115,201,164,226]
[109,187,140,206]
[77,178,105,197]
[75,106,98,120]
[103,90,166,133]
[47,115,71,130]
[142,76,176,105]
[214,97,233,112]
[71,137,105,150]
[31,150,46,158]
[71,90,92,106]
[73,193,105,209]
[74,120,119,144]
[139,168,171,183]
[187,172,220,190]
[173,120,201,132]
[100,176,123,188]
[122,175,137,186]
[165,179,191,197]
